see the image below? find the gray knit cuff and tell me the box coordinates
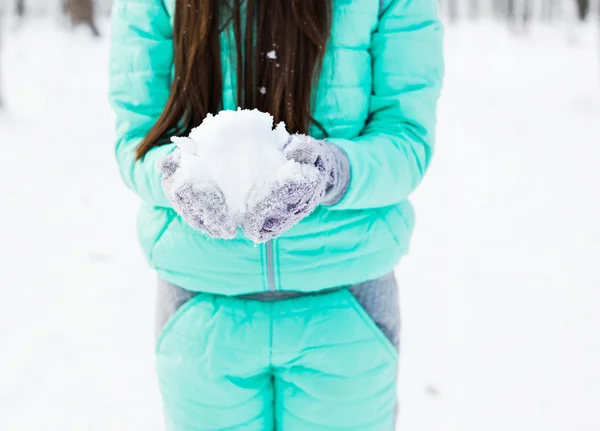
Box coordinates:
[321,142,351,206]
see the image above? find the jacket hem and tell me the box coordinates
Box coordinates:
[154,246,406,296]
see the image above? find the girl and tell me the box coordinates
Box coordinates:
[109,0,443,429]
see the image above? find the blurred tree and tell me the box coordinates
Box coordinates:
[548,0,563,21]
[493,0,507,19]
[507,0,516,22]
[16,0,25,17]
[541,0,553,21]
[447,0,459,23]
[506,0,532,32]
[67,0,100,36]
[522,0,533,26]
[469,0,480,20]
[574,0,590,20]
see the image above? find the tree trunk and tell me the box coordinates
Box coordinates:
[447,0,459,23]
[522,0,532,26]
[68,0,100,37]
[469,0,480,20]
[507,0,516,27]
[16,0,25,17]
[575,0,590,21]
[494,0,507,19]
[541,0,552,21]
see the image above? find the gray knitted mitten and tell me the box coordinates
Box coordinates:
[158,149,238,239]
[242,134,350,244]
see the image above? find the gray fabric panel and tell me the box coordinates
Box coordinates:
[156,272,400,350]
[155,278,198,340]
[347,272,400,350]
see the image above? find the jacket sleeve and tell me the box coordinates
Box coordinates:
[327,0,444,210]
[108,0,176,208]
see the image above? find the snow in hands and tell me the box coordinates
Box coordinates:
[169,109,319,231]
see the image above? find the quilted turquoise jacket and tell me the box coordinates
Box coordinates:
[108,0,444,295]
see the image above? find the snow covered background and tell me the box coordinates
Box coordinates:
[1,16,599,431]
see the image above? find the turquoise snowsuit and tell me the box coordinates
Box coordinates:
[109,0,443,428]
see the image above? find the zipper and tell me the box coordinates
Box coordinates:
[266,240,276,291]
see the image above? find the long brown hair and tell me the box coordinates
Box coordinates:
[136,0,332,160]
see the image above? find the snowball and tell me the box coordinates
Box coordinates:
[266,50,277,60]
[259,87,267,95]
[170,109,319,226]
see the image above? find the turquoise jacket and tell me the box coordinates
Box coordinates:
[108,0,444,295]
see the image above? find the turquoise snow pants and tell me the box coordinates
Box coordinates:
[155,277,399,430]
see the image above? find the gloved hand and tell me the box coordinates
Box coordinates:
[158,149,238,239]
[242,134,350,244]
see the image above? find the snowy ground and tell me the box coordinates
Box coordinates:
[1,18,599,431]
